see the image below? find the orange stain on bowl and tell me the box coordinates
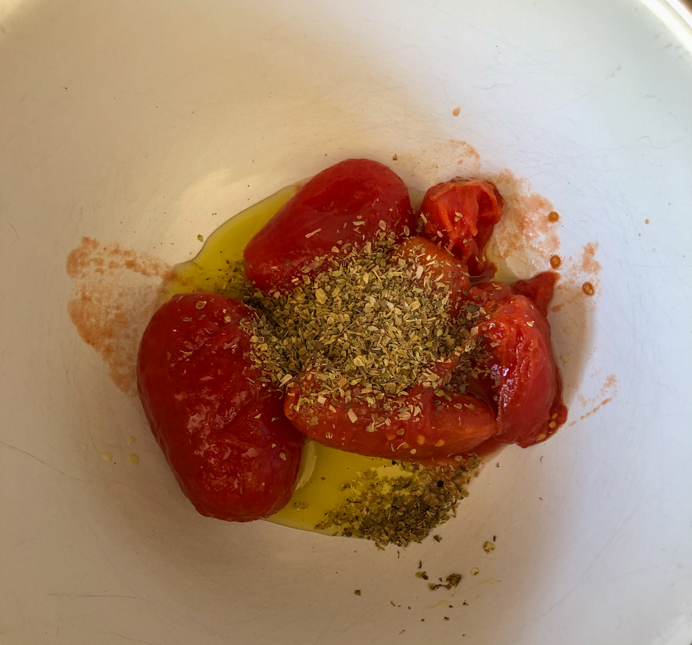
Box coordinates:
[569,375,618,425]
[487,169,561,264]
[66,237,171,395]
[452,106,461,117]
[552,241,602,313]
[579,243,601,274]
[568,397,613,426]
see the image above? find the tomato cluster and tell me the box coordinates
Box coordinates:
[138,159,566,521]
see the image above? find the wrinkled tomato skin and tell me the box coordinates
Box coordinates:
[137,293,303,522]
[463,272,566,447]
[284,356,498,461]
[244,159,416,293]
[511,271,558,318]
[472,271,558,316]
[421,178,503,277]
[471,290,558,447]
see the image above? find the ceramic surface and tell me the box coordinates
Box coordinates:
[1,1,691,644]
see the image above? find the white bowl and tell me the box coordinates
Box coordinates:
[2,1,691,644]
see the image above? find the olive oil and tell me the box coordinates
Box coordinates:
[160,185,396,533]
[160,184,297,304]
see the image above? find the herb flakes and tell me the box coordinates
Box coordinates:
[315,456,480,548]
[223,238,487,415]
[428,573,462,592]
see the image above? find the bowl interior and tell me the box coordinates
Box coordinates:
[1,1,692,644]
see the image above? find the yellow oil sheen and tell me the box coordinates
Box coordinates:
[160,185,393,533]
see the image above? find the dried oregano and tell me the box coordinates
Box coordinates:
[315,457,481,548]
[213,231,492,546]
[223,233,488,409]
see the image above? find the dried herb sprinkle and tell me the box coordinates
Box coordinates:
[215,232,490,546]
[224,234,487,412]
[314,457,480,548]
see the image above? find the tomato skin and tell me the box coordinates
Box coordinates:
[420,178,503,277]
[244,159,415,292]
[137,293,303,521]
[471,290,558,447]
[391,236,470,318]
[511,271,557,318]
[469,271,558,316]
[284,355,498,461]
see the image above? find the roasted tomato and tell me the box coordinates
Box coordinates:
[284,353,498,461]
[470,288,559,447]
[137,293,303,521]
[390,236,470,318]
[471,271,558,316]
[420,178,503,277]
[284,237,498,461]
[511,271,558,318]
[244,158,415,292]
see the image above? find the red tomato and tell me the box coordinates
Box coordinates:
[420,178,503,276]
[467,271,557,315]
[244,159,415,292]
[511,271,558,318]
[137,293,303,521]
[284,354,498,461]
[470,290,559,447]
[390,236,470,318]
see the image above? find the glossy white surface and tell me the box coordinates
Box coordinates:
[1,1,691,644]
